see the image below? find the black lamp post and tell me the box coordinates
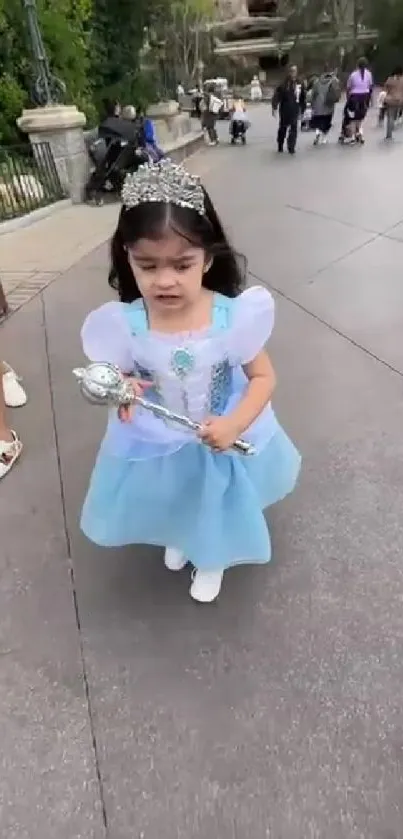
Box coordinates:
[22,0,66,106]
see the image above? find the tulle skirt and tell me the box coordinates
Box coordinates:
[81,422,301,571]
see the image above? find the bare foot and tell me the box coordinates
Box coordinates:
[0,426,14,443]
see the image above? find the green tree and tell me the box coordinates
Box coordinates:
[89,0,163,110]
[0,0,29,143]
[37,0,94,113]
[159,0,215,86]
[367,0,403,78]
[0,0,94,142]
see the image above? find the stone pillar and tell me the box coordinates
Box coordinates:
[17,105,87,204]
[147,100,192,148]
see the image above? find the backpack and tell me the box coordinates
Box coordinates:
[325,78,341,107]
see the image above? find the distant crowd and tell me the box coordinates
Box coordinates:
[269,57,403,154]
[179,59,403,156]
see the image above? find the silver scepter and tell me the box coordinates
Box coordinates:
[72,362,256,456]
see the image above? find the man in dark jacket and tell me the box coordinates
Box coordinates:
[272,65,306,154]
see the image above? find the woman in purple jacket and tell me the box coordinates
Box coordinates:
[346,57,373,144]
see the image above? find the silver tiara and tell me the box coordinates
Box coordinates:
[121,159,205,216]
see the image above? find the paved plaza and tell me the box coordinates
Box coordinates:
[2,107,403,838]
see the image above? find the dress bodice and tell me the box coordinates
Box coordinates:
[81,286,277,458]
[123,294,235,422]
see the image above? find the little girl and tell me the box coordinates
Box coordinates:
[80,159,301,603]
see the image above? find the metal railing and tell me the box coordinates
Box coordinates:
[0,142,66,221]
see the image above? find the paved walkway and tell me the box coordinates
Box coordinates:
[2,108,403,839]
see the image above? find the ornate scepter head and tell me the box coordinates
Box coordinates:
[73,362,134,406]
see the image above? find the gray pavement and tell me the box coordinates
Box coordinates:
[2,107,403,839]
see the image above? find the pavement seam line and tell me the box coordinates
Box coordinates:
[248,270,403,380]
[40,291,110,837]
[286,203,403,243]
[305,232,381,282]
[285,203,381,235]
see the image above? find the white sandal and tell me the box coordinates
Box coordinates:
[0,431,23,479]
[2,363,27,408]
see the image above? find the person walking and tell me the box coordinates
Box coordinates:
[192,85,203,120]
[250,75,262,102]
[383,66,403,140]
[311,66,341,145]
[272,65,306,154]
[345,57,373,144]
[202,85,221,146]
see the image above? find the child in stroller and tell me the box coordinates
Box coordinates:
[229,99,250,144]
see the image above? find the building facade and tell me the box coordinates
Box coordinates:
[212,0,377,68]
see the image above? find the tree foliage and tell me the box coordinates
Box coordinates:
[157,0,215,85]
[0,0,94,142]
[0,0,192,142]
[89,0,156,108]
[367,0,403,78]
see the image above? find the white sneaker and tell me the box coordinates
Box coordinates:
[0,430,23,479]
[190,569,224,603]
[164,547,187,571]
[2,364,27,408]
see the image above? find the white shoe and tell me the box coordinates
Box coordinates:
[0,430,23,479]
[190,569,224,603]
[164,547,187,571]
[2,364,27,408]
[321,135,327,144]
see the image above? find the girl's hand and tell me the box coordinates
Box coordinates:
[198,416,242,452]
[117,378,153,423]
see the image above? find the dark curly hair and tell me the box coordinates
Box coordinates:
[108,187,246,303]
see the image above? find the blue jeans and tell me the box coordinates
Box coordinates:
[386,105,398,139]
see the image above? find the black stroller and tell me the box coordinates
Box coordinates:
[230,119,247,144]
[85,117,150,204]
[338,98,365,145]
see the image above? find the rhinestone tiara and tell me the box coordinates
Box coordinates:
[121,158,205,216]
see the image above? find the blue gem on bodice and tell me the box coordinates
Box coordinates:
[171,347,195,379]
[210,358,232,414]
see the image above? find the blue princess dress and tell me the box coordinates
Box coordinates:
[80,286,301,571]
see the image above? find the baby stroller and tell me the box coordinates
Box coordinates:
[229,99,250,144]
[301,104,313,131]
[230,119,247,144]
[85,116,149,205]
[301,88,313,131]
[338,99,364,144]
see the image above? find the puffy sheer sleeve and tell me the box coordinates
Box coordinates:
[226,286,275,365]
[81,302,134,373]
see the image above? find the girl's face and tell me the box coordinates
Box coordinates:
[127,230,209,312]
